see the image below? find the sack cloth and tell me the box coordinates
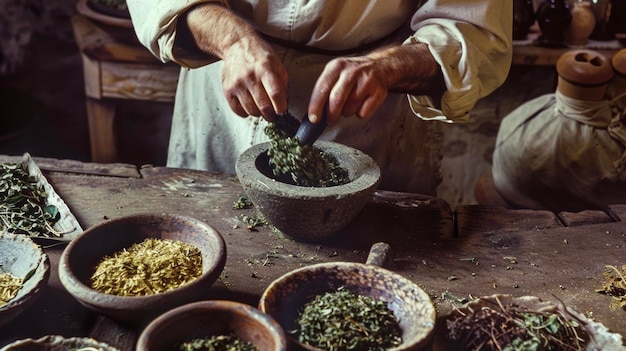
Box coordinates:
[492,90,626,212]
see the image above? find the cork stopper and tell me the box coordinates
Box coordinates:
[556,50,614,101]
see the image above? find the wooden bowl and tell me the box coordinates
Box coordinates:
[0,232,50,329]
[258,247,436,351]
[236,141,380,242]
[432,294,625,351]
[58,213,226,325]
[0,335,119,351]
[137,300,287,351]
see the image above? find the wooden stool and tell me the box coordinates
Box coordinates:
[71,14,179,163]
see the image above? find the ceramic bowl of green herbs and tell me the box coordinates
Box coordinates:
[58,213,227,326]
[236,140,381,242]
[137,300,288,351]
[0,232,50,329]
[258,243,436,351]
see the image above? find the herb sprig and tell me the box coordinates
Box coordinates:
[0,162,61,238]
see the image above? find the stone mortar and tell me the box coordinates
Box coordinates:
[235,141,381,242]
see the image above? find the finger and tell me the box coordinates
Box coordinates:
[326,72,357,125]
[250,81,276,121]
[226,93,248,117]
[239,90,262,117]
[260,69,289,115]
[357,89,387,119]
[309,64,342,125]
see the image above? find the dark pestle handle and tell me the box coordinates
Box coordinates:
[365,242,394,269]
[295,109,327,145]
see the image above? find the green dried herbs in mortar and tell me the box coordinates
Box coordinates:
[293,287,402,351]
[90,238,202,296]
[0,162,61,238]
[178,333,257,351]
[264,115,349,187]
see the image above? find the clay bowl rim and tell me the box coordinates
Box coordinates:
[0,232,50,329]
[236,140,381,198]
[0,335,120,351]
[58,213,227,319]
[137,300,288,351]
[258,261,437,351]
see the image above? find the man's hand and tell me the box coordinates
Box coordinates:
[184,4,288,120]
[308,42,443,126]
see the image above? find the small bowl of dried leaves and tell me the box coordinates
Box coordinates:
[58,213,227,326]
[0,232,50,329]
[258,243,436,351]
[136,300,287,351]
[432,294,625,351]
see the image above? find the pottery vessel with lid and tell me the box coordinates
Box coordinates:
[611,48,626,105]
[556,49,614,101]
[565,0,596,46]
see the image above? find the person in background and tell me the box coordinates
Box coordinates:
[126,0,512,196]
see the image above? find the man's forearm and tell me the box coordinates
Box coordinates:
[367,42,445,98]
[177,3,260,59]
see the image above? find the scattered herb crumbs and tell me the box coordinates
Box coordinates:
[0,162,61,238]
[178,334,257,351]
[596,264,626,310]
[233,196,253,210]
[238,213,268,230]
[294,287,402,351]
[90,238,202,296]
[0,272,23,306]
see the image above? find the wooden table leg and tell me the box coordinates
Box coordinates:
[85,98,117,163]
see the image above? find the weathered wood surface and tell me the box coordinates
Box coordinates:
[1,159,625,350]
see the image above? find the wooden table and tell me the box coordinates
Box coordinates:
[71,11,179,163]
[0,155,625,349]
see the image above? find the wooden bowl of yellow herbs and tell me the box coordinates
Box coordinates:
[0,232,50,329]
[137,300,287,351]
[58,213,226,326]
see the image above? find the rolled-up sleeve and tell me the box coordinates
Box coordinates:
[407,0,512,122]
[126,0,226,68]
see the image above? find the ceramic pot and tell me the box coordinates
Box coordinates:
[513,0,536,40]
[589,0,614,40]
[611,49,626,106]
[565,0,596,46]
[536,0,572,47]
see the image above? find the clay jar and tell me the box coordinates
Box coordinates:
[556,50,614,101]
[513,0,536,40]
[565,0,596,46]
[611,49,626,105]
[536,0,572,47]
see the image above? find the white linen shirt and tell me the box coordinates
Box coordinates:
[127,0,512,195]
